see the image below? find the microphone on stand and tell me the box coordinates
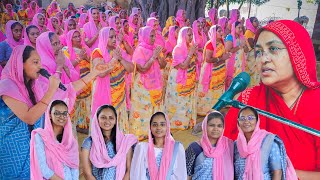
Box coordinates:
[39,68,67,91]
[212,72,250,110]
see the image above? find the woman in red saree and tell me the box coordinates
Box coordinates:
[224,20,320,179]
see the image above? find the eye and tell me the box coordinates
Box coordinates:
[255,49,263,57]
[269,46,280,54]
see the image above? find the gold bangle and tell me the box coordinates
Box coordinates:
[40,100,48,106]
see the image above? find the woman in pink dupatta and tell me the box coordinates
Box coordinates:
[81,104,137,180]
[47,1,60,17]
[218,17,229,37]
[27,1,39,22]
[24,25,40,48]
[30,100,79,179]
[90,27,134,133]
[234,106,297,180]
[208,8,218,26]
[228,9,240,29]
[146,17,166,49]
[78,13,88,29]
[129,26,167,141]
[47,17,63,35]
[36,32,79,84]
[164,27,198,130]
[60,18,77,46]
[192,20,207,68]
[225,21,248,89]
[109,16,121,34]
[100,12,108,27]
[83,8,103,51]
[176,9,186,27]
[131,112,187,180]
[185,111,234,179]
[128,12,140,48]
[31,13,48,33]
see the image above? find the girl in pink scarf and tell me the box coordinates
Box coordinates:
[165,26,179,55]
[81,104,137,180]
[208,8,218,25]
[100,12,108,27]
[186,111,234,179]
[192,20,207,67]
[83,8,102,51]
[218,17,229,36]
[30,100,79,179]
[60,18,77,46]
[130,112,187,180]
[228,9,240,27]
[27,1,39,21]
[78,13,88,28]
[109,16,121,34]
[24,25,40,48]
[235,106,298,180]
[47,17,63,35]
[176,9,186,27]
[31,13,48,33]
[36,32,79,84]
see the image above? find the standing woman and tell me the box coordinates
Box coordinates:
[83,8,103,51]
[78,13,88,29]
[176,9,186,27]
[31,13,48,33]
[162,16,176,38]
[185,111,234,179]
[218,17,229,37]
[27,1,39,23]
[0,20,23,67]
[18,1,29,26]
[81,105,137,180]
[47,1,60,18]
[225,21,248,89]
[91,27,134,133]
[24,25,40,48]
[197,25,231,116]
[146,17,166,49]
[164,27,198,130]
[100,12,108,27]
[47,17,63,36]
[131,112,187,180]
[108,16,122,34]
[208,8,218,26]
[30,100,79,179]
[128,12,140,49]
[244,17,260,87]
[63,29,92,134]
[129,26,166,141]
[234,106,297,179]
[60,18,77,46]
[192,20,207,68]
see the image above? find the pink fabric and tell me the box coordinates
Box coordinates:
[176,9,185,27]
[89,105,137,179]
[200,112,234,180]
[201,25,218,93]
[28,1,39,19]
[218,17,228,34]
[30,101,79,179]
[46,17,58,32]
[109,16,120,34]
[147,113,175,180]
[208,8,217,25]
[105,10,112,23]
[165,26,177,53]
[5,4,14,19]
[150,12,157,18]
[0,65,2,79]
[122,19,134,47]
[31,13,45,32]
[229,9,239,26]
[172,27,198,85]
[192,20,206,48]
[60,18,75,46]
[78,13,87,28]
[0,45,43,107]
[36,32,80,84]
[47,2,60,17]
[24,25,39,47]
[146,18,165,48]
[132,26,163,90]
[128,13,138,30]
[246,18,257,34]
[5,20,24,49]
[83,8,100,51]
[100,12,107,27]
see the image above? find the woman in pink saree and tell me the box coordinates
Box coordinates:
[60,18,77,46]
[31,13,48,33]
[83,8,103,51]
[192,20,207,68]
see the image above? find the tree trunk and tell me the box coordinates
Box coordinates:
[226,0,229,18]
[238,1,244,10]
[215,0,220,9]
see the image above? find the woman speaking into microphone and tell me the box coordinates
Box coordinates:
[0,45,109,179]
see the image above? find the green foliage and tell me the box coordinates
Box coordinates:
[206,0,270,9]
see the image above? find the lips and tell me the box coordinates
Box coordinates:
[261,66,274,76]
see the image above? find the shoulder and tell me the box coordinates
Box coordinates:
[81,136,93,150]
[0,41,9,47]
[205,41,214,51]
[91,48,103,59]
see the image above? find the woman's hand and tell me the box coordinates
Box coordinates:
[189,44,198,56]
[221,52,232,61]
[92,60,113,77]
[47,76,61,93]
[79,49,88,61]
[152,46,162,59]
[55,50,66,67]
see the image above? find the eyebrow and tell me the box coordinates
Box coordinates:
[255,40,284,48]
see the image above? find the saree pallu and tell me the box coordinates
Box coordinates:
[164,56,197,130]
[197,42,226,116]
[63,47,92,134]
[245,49,260,88]
[129,72,163,141]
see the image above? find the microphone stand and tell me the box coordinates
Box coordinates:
[230,100,320,137]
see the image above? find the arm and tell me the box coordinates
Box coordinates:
[272,170,282,180]
[91,58,113,78]
[136,57,156,73]
[123,147,133,180]
[157,54,167,69]
[119,58,134,73]
[247,38,254,49]
[122,41,134,55]
[295,171,320,180]
[80,148,96,180]
[85,33,99,48]
[225,41,241,53]
[175,55,193,70]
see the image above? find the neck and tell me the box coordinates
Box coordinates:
[31,42,36,48]
[53,124,63,139]
[154,137,165,148]
[103,130,111,141]
[244,132,253,143]
[73,43,82,49]
[94,20,99,25]
[271,79,304,107]
[208,137,218,146]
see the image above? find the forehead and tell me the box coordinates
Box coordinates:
[99,108,115,116]
[52,104,68,111]
[239,108,255,116]
[256,30,284,47]
[152,115,166,123]
[207,118,223,124]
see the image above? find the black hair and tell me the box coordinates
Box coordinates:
[149,112,166,143]
[96,105,117,152]
[207,111,225,126]
[122,19,128,26]
[11,21,23,30]
[22,45,37,106]
[237,106,259,121]
[235,20,241,27]
[48,32,55,42]
[26,25,38,35]
[49,100,68,143]
[250,17,257,23]
[174,25,179,30]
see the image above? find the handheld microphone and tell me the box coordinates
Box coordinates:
[39,68,67,91]
[212,72,250,110]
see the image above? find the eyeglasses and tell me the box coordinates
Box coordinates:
[238,115,256,122]
[255,47,287,58]
[53,111,69,118]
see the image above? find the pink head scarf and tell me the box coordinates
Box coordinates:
[165,26,177,53]
[201,25,220,93]
[150,12,157,18]
[60,18,76,46]
[109,16,120,34]
[28,1,39,18]
[146,17,165,47]
[200,111,234,179]
[36,32,80,83]
[246,17,257,34]
[78,13,87,28]
[24,25,39,47]
[6,4,14,18]
[172,27,198,85]
[218,17,228,33]
[47,1,59,16]
[176,9,185,27]
[0,45,43,107]
[30,100,79,179]
[208,8,217,25]
[100,12,108,27]
[229,9,239,26]
[89,105,137,179]
[147,112,175,180]
[31,13,45,32]
[132,26,163,91]
[83,8,99,50]
[128,13,138,29]
[46,17,58,32]
[192,20,206,48]
[5,20,24,49]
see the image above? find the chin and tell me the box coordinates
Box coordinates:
[261,78,277,87]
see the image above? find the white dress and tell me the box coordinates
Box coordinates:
[130,142,187,180]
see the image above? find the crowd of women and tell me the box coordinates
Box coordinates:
[0,0,319,179]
